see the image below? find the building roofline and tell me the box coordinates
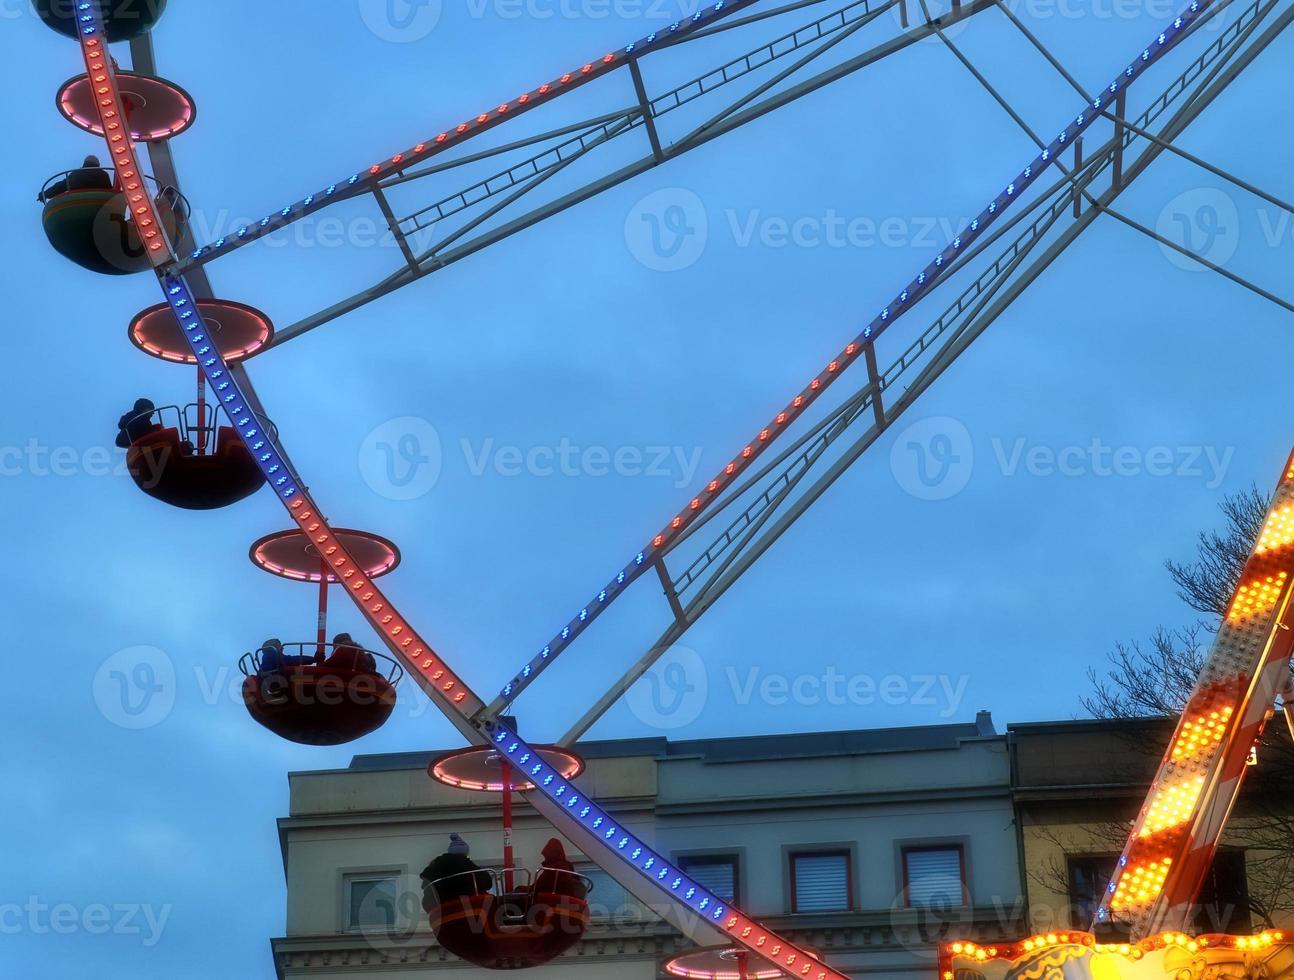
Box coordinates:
[292,716,1003,778]
[1007,716,1171,735]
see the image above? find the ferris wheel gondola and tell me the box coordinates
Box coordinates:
[427,746,591,969]
[240,529,404,745]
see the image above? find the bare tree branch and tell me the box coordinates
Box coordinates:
[1083,486,1294,924]
[1165,484,1269,618]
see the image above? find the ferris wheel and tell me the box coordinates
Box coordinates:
[33,0,1294,975]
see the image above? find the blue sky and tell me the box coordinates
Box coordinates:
[3,0,1292,976]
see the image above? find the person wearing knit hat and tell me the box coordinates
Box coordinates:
[532,838,586,901]
[421,834,493,911]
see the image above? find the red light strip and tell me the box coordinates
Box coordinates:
[281,493,482,715]
[178,1,762,272]
[74,20,174,266]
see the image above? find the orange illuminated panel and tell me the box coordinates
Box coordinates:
[1227,572,1288,621]
[1140,777,1205,837]
[940,930,1289,980]
[936,926,1288,978]
[1256,505,1294,554]
[1109,858,1172,913]
[1171,706,1234,761]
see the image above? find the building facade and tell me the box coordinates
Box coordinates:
[1010,717,1294,938]
[271,713,1294,979]
[272,713,1024,979]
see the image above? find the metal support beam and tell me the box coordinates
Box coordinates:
[656,558,687,623]
[864,343,885,429]
[1099,204,1294,313]
[1113,90,1127,189]
[269,0,997,347]
[629,59,665,163]
[373,185,420,272]
[554,0,1292,743]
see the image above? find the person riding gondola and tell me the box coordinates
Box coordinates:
[532,838,587,900]
[115,398,158,449]
[256,638,318,676]
[40,154,112,202]
[421,834,493,912]
[323,632,376,673]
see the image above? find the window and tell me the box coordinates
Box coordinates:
[1067,851,1249,933]
[679,855,740,903]
[903,845,966,908]
[581,867,642,922]
[1067,854,1117,928]
[1195,850,1250,933]
[345,874,399,931]
[790,851,853,913]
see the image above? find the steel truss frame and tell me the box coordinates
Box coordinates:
[182,0,1005,346]
[98,0,1294,972]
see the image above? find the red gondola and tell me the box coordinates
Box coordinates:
[426,747,591,969]
[426,871,591,971]
[122,403,265,510]
[239,643,402,747]
[240,529,405,745]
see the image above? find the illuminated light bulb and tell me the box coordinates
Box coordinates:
[1255,504,1294,552]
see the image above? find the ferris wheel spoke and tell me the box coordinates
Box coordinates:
[488,0,1231,715]
[221,0,998,349]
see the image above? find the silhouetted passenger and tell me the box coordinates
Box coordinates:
[67,155,112,192]
[115,398,158,448]
[257,638,315,676]
[324,632,376,673]
[532,838,586,900]
[421,834,493,912]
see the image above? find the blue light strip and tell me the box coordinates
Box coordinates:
[85,19,831,977]
[158,269,836,974]
[161,275,301,500]
[482,720,729,918]
[177,0,759,273]
[479,718,845,978]
[493,0,1214,709]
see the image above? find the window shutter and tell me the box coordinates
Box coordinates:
[684,859,737,902]
[793,854,850,912]
[905,848,964,907]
